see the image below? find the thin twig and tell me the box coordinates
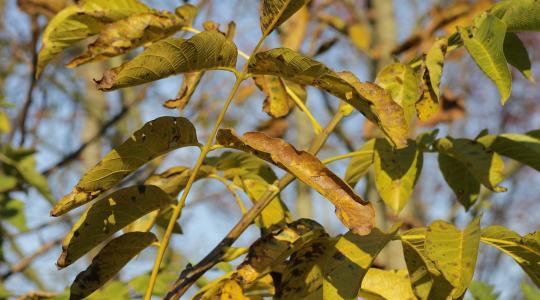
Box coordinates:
[1,239,61,280]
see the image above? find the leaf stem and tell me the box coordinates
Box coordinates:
[284,84,322,134]
[322,149,372,165]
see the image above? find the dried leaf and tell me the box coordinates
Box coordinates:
[253,75,296,118]
[163,72,204,110]
[70,232,157,300]
[51,117,198,216]
[67,6,197,67]
[36,0,150,77]
[96,30,238,91]
[216,129,375,235]
[57,185,170,268]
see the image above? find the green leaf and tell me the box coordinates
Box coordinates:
[416,38,447,121]
[247,48,409,148]
[259,0,308,35]
[374,138,423,213]
[57,185,171,268]
[96,30,238,90]
[438,153,481,210]
[70,232,157,300]
[375,62,420,124]
[359,269,416,300]
[276,225,400,299]
[344,139,375,188]
[459,13,511,104]
[425,218,481,298]
[67,6,197,67]
[480,226,540,287]
[490,0,540,32]
[0,175,17,193]
[477,132,540,171]
[436,137,506,192]
[216,129,375,235]
[0,198,27,231]
[36,0,150,77]
[469,281,499,300]
[235,219,328,285]
[503,32,535,83]
[51,116,198,216]
[522,282,540,300]
[212,151,291,231]
[400,228,454,300]
[86,281,129,300]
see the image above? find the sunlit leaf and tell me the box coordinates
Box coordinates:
[490,0,540,32]
[438,153,481,210]
[478,131,540,171]
[376,63,420,124]
[469,281,500,300]
[459,13,511,104]
[276,225,400,299]
[253,75,296,118]
[416,38,447,121]
[57,185,171,268]
[0,175,17,193]
[194,278,249,300]
[425,218,481,298]
[344,139,375,188]
[0,110,10,133]
[144,165,214,198]
[374,139,422,213]
[400,228,454,300]
[235,219,327,284]
[52,117,198,216]
[217,129,375,235]
[481,226,540,287]
[259,0,307,35]
[504,32,535,83]
[70,232,157,300]
[96,30,238,90]
[36,0,150,77]
[67,5,197,67]
[359,269,416,300]
[435,137,506,192]
[247,48,409,148]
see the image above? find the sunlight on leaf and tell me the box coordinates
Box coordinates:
[259,0,307,35]
[359,269,416,300]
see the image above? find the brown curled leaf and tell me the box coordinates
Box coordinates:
[163,72,204,110]
[216,129,375,235]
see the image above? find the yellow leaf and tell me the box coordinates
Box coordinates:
[359,269,416,300]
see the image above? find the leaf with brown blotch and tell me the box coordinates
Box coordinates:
[67,6,197,67]
[216,129,375,235]
[51,117,198,217]
[70,232,157,300]
[163,72,204,110]
[95,30,238,91]
[57,185,171,268]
